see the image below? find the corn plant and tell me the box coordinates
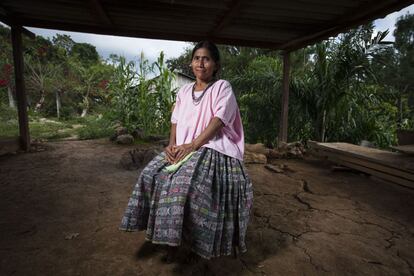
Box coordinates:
[108,52,176,136]
[108,55,139,131]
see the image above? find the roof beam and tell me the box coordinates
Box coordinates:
[88,0,113,26]
[0,5,35,39]
[208,0,244,37]
[16,16,285,49]
[280,0,414,51]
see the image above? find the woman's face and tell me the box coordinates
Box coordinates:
[191,47,217,82]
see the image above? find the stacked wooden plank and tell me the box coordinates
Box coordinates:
[390,145,414,155]
[308,141,414,189]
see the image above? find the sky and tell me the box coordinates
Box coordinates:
[2,4,414,64]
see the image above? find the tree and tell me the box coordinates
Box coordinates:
[290,24,397,146]
[0,26,15,108]
[70,59,112,117]
[21,35,59,113]
[393,13,414,128]
[71,43,99,66]
[52,34,75,55]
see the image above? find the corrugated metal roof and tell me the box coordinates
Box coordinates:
[1,0,413,51]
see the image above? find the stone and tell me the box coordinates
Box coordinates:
[115,126,128,136]
[264,164,284,173]
[245,143,269,155]
[146,134,168,142]
[131,128,145,140]
[116,134,134,145]
[244,151,267,164]
[120,148,161,170]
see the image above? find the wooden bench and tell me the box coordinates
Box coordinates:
[309,141,414,189]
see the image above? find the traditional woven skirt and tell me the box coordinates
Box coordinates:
[119,147,253,259]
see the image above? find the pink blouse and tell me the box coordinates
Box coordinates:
[171,79,245,160]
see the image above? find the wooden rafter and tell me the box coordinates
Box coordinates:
[13,16,288,49]
[281,0,414,51]
[208,0,244,37]
[1,0,413,50]
[88,0,113,26]
[0,5,35,38]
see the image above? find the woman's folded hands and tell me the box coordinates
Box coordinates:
[165,142,197,164]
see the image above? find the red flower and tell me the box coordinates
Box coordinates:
[1,64,13,85]
[3,64,13,74]
[0,79,8,87]
[98,79,109,90]
[37,46,48,57]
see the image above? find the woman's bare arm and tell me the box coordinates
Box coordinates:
[174,117,224,162]
[165,123,177,163]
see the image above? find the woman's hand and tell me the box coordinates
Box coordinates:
[174,143,196,163]
[164,144,177,164]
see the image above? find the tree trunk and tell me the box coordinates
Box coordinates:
[397,93,403,129]
[315,109,326,142]
[81,97,89,117]
[7,86,15,108]
[321,109,326,142]
[81,86,90,118]
[34,90,45,112]
[56,90,61,119]
[397,86,408,128]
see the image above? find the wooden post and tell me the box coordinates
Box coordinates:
[278,52,290,145]
[11,25,30,151]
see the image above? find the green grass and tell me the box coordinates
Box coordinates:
[0,104,19,138]
[0,120,74,140]
[0,104,116,141]
[77,117,114,140]
[30,120,73,140]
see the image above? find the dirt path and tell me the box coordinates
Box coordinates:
[0,139,413,275]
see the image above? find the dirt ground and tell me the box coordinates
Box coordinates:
[0,139,413,276]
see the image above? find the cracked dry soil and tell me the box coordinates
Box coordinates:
[0,139,413,275]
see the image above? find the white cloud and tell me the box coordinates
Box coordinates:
[373,4,414,41]
[26,27,190,63]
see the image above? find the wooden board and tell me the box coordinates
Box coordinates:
[390,145,414,155]
[320,153,414,189]
[317,150,414,183]
[308,141,414,189]
[308,141,414,173]
[320,150,414,181]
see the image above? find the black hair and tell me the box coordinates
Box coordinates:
[191,41,221,76]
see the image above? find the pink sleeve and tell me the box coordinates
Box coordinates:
[171,88,182,124]
[213,83,238,126]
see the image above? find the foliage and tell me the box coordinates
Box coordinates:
[233,56,282,146]
[108,52,176,135]
[77,115,114,140]
[0,102,18,138]
[107,54,141,131]
[152,52,177,133]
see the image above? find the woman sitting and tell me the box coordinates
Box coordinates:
[120,41,253,259]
